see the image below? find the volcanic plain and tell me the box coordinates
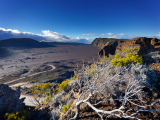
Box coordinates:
[0,44,100,84]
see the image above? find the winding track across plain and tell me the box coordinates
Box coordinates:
[4,65,56,84]
[5,65,56,106]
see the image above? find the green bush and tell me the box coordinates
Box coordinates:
[69,76,77,80]
[17,86,21,88]
[26,90,30,94]
[62,104,71,113]
[5,110,30,120]
[42,95,51,107]
[58,80,69,92]
[53,89,59,95]
[31,82,53,108]
[30,80,35,83]
[88,66,97,78]
[110,47,143,66]
[32,82,52,94]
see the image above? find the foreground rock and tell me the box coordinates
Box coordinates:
[0,84,25,119]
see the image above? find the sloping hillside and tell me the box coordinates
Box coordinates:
[0,38,56,48]
[91,38,128,49]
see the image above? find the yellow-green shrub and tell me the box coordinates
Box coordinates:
[53,89,59,95]
[62,104,71,113]
[110,47,143,66]
[31,82,53,108]
[32,82,52,94]
[58,76,77,92]
[88,67,97,78]
[5,110,30,120]
[58,80,70,92]
[42,95,51,107]
[69,76,77,80]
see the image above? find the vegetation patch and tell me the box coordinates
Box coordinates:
[5,110,30,120]
[110,47,143,66]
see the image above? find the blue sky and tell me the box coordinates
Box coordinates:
[0,0,160,43]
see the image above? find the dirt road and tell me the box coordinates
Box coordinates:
[4,65,56,84]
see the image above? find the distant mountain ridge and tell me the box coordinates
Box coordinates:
[91,38,128,49]
[48,41,87,45]
[0,38,88,48]
[0,38,56,48]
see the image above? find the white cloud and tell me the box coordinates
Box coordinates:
[155,32,160,38]
[100,32,160,39]
[0,27,91,44]
[100,32,138,39]
[82,33,96,35]
[0,28,20,34]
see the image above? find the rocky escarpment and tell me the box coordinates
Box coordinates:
[0,84,25,120]
[98,42,117,59]
[91,38,128,49]
[99,37,160,59]
[115,37,160,56]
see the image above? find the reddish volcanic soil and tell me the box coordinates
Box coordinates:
[0,45,100,78]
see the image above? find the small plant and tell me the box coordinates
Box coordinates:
[17,86,21,88]
[30,80,35,83]
[31,82,53,108]
[5,110,30,120]
[62,104,71,113]
[70,76,77,80]
[32,82,52,95]
[26,90,30,94]
[24,86,27,89]
[42,95,51,107]
[110,47,143,66]
[53,89,59,95]
[58,80,70,92]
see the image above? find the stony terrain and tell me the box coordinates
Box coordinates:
[1,37,160,120]
[0,44,99,82]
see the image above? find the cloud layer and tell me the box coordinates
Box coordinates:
[0,27,92,44]
[0,27,159,44]
[155,32,160,37]
[100,32,160,39]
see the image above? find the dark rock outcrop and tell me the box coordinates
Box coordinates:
[115,37,160,56]
[0,84,25,119]
[98,42,116,59]
[91,38,128,49]
[98,37,160,59]
[94,38,128,59]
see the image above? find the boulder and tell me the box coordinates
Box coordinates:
[0,84,25,119]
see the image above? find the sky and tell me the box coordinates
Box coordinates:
[0,0,160,44]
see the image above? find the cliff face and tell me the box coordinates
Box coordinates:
[91,38,128,49]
